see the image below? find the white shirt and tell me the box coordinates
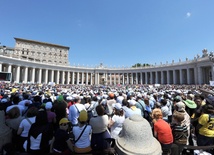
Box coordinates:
[19,116,36,137]
[110,114,125,139]
[73,125,92,148]
[18,99,33,113]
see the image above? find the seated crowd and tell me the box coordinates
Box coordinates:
[0,83,214,155]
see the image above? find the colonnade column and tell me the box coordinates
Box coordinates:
[187,68,190,84]
[155,72,158,84]
[16,66,20,83]
[173,70,176,84]
[51,70,54,83]
[197,67,202,85]
[105,73,107,85]
[94,73,97,85]
[67,71,70,84]
[45,69,48,84]
[150,72,153,84]
[145,72,148,84]
[90,73,93,85]
[140,72,143,84]
[127,73,129,84]
[110,73,112,85]
[38,69,42,83]
[24,67,28,83]
[179,69,183,84]
[72,72,75,84]
[97,73,99,85]
[77,72,79,85]
[118,73,120,84]
[32,68,35,83]
[81,72,83,84]
[56,70,59,84]
[160,71,163,84]
[122,73,124,85]
[8,64,12,73]
[114,73,116,85]
[167,70,170,84]
[136,73,138,84]
[86,72,88,85]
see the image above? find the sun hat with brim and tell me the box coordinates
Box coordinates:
[183,99,197,109]
[59,118,70,125]
[115,115,162,155]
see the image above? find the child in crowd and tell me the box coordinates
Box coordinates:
[50,117,74,154]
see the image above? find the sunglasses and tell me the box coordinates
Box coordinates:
[60,123,69,126]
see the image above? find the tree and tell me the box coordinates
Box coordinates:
[132,63,151,68]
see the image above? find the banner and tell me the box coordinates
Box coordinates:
[210,81,214,86]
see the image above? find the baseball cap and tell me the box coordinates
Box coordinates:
[59,118,70,125]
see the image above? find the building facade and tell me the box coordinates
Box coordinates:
[0,38,213,85]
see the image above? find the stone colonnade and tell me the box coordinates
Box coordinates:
[0,61,213,85]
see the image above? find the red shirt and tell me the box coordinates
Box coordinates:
[154,119,173,144]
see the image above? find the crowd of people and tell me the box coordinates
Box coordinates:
[0,82,214,155]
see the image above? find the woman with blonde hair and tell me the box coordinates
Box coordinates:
[152,108,173,154]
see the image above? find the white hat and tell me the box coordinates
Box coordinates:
[175,101,185,112]
[112,103,122,110]
[115,115,162,155]
[128,100,136,106]
[45,102,53,110]
[137,93,142,98]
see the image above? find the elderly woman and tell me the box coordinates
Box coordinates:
[89,104,111,151]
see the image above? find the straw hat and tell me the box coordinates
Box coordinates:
[115,115,162,155]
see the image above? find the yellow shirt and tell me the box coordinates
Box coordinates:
[199,114,214,137]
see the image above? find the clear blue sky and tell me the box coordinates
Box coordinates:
[1,0,214,67]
